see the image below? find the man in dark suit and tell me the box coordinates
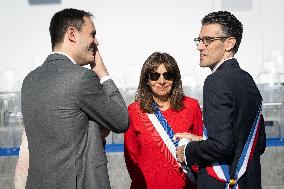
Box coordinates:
[21,8,129,189]
[175,11,266,189]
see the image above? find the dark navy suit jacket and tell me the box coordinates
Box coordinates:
[185,58,266,189]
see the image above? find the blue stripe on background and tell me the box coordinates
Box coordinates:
[0,148,19,156]
[0,139,283,156]
[266,138,284,147]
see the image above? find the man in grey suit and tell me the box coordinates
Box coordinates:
[21,8,129,189]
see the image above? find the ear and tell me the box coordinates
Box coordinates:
[66,27,77,43]
[225,37,236,52]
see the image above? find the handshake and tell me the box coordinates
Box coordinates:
[173,132,203,164]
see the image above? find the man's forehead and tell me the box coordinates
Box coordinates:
[83,16,96,30]
[200,24,222,35]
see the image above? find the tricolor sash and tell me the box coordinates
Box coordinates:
[136,102,196,184]
[203,105,262,189]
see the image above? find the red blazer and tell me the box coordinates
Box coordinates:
[124,96,203,189]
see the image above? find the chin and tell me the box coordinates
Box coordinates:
[85,59,95,65]
[199,61,207,67]
[157,92,170,97]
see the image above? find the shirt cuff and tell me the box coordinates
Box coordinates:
[100,75,111,84]
[184,142,189,165]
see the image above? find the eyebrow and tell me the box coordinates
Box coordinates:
[199,36,215,38]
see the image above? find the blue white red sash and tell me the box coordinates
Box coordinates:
[136,103,196,184]
[203,105,262,189]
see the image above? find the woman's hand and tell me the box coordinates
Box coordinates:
[176,145,185,163]
[173,132,203,142]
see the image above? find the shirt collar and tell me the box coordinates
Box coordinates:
[212,57,235,73]
[51,52,77,64]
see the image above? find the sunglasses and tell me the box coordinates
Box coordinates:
[148,72,174,81]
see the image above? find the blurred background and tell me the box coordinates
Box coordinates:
[0,0,283,188]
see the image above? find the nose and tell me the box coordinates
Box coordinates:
[158,75,166,85]
[197,41,206,51]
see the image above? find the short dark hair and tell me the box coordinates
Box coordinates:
[135,52,184,113]
[49,8,92,50]
[202,11,243,53]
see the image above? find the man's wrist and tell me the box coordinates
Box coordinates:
[100,75,111,84]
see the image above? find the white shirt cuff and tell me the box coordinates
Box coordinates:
[184,142,189,165]
[100,76,111,84]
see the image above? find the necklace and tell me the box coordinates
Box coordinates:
[156,101,170,109]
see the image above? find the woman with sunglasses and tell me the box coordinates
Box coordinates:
[124,52,203,189]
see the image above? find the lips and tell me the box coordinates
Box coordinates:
[89,44,97,53]
[157,86,170,90]
[200,54,206,62]
[88,45,98,59]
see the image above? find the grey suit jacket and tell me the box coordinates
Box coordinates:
[21,53,129,189]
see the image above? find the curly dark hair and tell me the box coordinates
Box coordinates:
[202,11,243,54]
[49,8,93,50]
[135,52,184,113]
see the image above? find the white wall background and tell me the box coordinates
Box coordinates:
[0,0,283,91]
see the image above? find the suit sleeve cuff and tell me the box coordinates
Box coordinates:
[184,141,200,166]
